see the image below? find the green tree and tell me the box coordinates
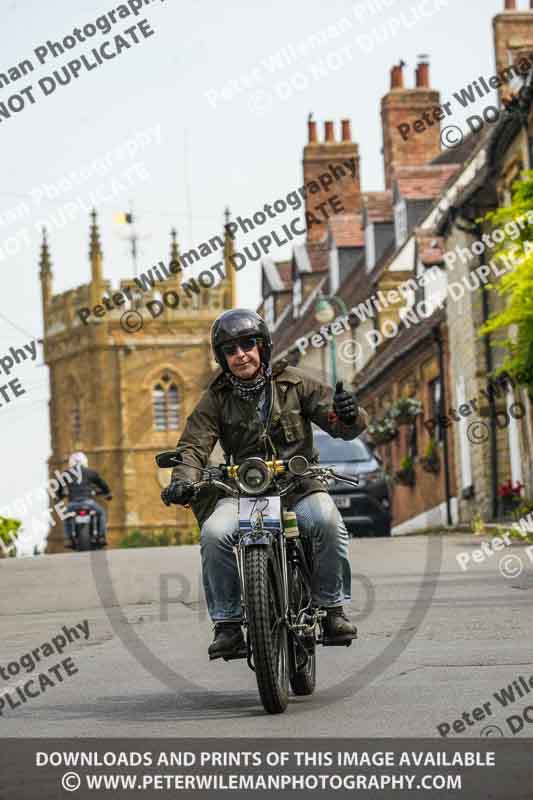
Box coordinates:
[0,516,21,557]
[480,170,533,394]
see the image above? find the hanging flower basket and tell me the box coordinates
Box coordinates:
[389,397,423,427]
[367,416,398,445]
[419,454,440,474]
[394,455,416,487]
[394,466,416,487]
[371,430,398,445]
[419,438,440,474]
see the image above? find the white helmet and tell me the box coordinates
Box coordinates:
[69,451,88,469]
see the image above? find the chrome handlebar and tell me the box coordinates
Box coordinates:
[188,465,358,498]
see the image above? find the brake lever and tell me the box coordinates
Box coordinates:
[329,470,360,487]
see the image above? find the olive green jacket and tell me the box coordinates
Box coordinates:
[171,360,368,527]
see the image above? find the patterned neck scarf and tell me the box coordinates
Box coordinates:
[228,365,272,401]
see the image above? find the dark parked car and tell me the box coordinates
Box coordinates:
[314,428,392,537]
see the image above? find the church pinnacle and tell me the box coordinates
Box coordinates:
[39,227,53,317]
[89,209,104,304]
[223,207,237,308]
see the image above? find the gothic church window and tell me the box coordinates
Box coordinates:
[71,398,81,441]
[153,374,180,431]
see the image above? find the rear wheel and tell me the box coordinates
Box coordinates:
[77,525,91,551]
[288,555,316,696]
[245,546,289,714]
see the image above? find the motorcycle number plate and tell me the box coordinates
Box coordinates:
[75,516,90,523]
[239,496,281,532]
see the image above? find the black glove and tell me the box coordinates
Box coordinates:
[333,381,359,424]
[161,479,195,507]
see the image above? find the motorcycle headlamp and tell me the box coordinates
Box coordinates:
[237,458,273,495]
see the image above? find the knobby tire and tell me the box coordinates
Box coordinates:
[245,546,289,714]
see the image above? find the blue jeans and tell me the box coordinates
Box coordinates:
[200,491,352,622]
[64,500,106,538]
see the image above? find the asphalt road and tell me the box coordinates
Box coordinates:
[1,533,532,737]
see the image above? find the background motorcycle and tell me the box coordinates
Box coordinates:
[156,450,359,714]
[68,490,111,552]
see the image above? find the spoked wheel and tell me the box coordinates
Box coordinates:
[245,546,289,714]
[288,557,316,696]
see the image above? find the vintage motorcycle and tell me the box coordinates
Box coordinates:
[156,450,359,714]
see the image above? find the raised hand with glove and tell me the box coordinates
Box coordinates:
[161,479,196,507]
[333,381,359,424]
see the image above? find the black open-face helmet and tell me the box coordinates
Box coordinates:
[211,309,272,372]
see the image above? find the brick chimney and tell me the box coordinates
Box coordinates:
[493,0,533,106]
[302,118,361,244]
[381,58,441,190]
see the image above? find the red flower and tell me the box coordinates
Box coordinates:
[497,480,524,497]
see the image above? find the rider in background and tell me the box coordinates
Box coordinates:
[58,452,112,547]
[161,309,368,660]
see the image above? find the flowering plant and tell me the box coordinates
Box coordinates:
[389,397,422,423]
[497,480,524,498]
[367,415,397,444]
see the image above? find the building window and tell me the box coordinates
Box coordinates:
[365,222,376,272]
[394,200,408,247]
[153,374,180,431]
[264,295,275,330]
[71,398,81,442]
[429,377,443,441]
[407,419,418,458]
[293,276,302,318]
[413,258,425,307]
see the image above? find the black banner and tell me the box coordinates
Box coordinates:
[1,738,532,799]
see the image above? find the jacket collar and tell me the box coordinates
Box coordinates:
[209,359,302,393]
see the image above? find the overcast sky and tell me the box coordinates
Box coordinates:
[0,0,508,551]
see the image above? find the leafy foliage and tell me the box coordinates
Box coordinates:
[120,527,200,548]
[0,516,21,557]
[480,171,533,393]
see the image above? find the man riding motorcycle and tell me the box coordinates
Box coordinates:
[161,309,368,660]
[57,452,112,547]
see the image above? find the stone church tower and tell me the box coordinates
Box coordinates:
[41,210,237,553]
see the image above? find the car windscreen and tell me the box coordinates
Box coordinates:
[314,435,369,462]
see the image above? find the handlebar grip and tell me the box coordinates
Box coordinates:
[330,470,359,485]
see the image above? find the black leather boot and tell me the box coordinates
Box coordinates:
[322,607,357,646]
[208,622,246,660]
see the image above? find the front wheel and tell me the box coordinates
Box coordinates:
[245,546,289,714]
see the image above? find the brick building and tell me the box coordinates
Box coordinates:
[259,0,533,532]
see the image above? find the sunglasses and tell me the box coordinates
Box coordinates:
[221,336,260,356]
